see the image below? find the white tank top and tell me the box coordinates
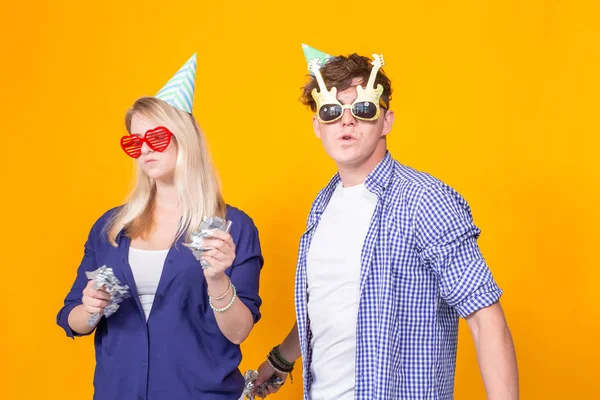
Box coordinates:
[128,247,169,321]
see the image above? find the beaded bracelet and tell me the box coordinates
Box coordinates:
[273,345,295,368]
[267,346,294,373]
[266,357,288,374]
[208,277,232,300]
[266,357,294,384]
[209,283,237,313]
[269,350,294,373]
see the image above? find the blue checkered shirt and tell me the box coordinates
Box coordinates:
[294,151,502,399]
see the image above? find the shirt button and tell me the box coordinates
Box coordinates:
[141,361,147,367]
[167,259,173,263]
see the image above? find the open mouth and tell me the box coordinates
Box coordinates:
[340,134,355,141]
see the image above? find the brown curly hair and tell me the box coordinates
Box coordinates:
[301,53,393,112]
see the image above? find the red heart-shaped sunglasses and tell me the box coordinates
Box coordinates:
[120,126,173,159]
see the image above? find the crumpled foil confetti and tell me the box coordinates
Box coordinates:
[183,216,233,269]
[242,370,284,399]
[85,265,131,326]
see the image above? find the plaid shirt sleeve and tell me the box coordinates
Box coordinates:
[413,183,503,318]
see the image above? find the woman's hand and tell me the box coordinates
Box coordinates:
[201,230,236,282]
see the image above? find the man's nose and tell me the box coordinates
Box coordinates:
[341,105,356,126]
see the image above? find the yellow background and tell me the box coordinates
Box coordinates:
[1,1,598,398]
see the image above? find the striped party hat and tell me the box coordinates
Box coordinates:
[301,43,332,75]
[155,53,197,113]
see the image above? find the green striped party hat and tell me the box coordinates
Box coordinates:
[301,43,332,75]
[155,53,197,113]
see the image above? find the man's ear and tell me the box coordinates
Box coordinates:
[381,109,395,137]
[313,115,322,139]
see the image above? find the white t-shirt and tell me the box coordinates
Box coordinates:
[306,182,378,400]
[128,247,168,321]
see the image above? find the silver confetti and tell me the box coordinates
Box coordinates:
[242,370,284,399]
[183,216,232,268]
[85,266,131,326]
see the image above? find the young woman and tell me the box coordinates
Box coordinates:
[57,56,262,400]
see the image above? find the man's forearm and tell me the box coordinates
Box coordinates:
[278,322,302,362]
[467,303,519,400]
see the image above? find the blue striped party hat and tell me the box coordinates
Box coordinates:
[155,53,197,113]
[301,43,332,75]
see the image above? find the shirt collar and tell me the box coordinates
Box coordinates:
[364,150,394,197]
[115,227,127,243]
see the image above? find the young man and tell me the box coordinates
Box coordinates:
[255,47,518,400]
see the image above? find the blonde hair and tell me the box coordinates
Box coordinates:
[107,97,226,246]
